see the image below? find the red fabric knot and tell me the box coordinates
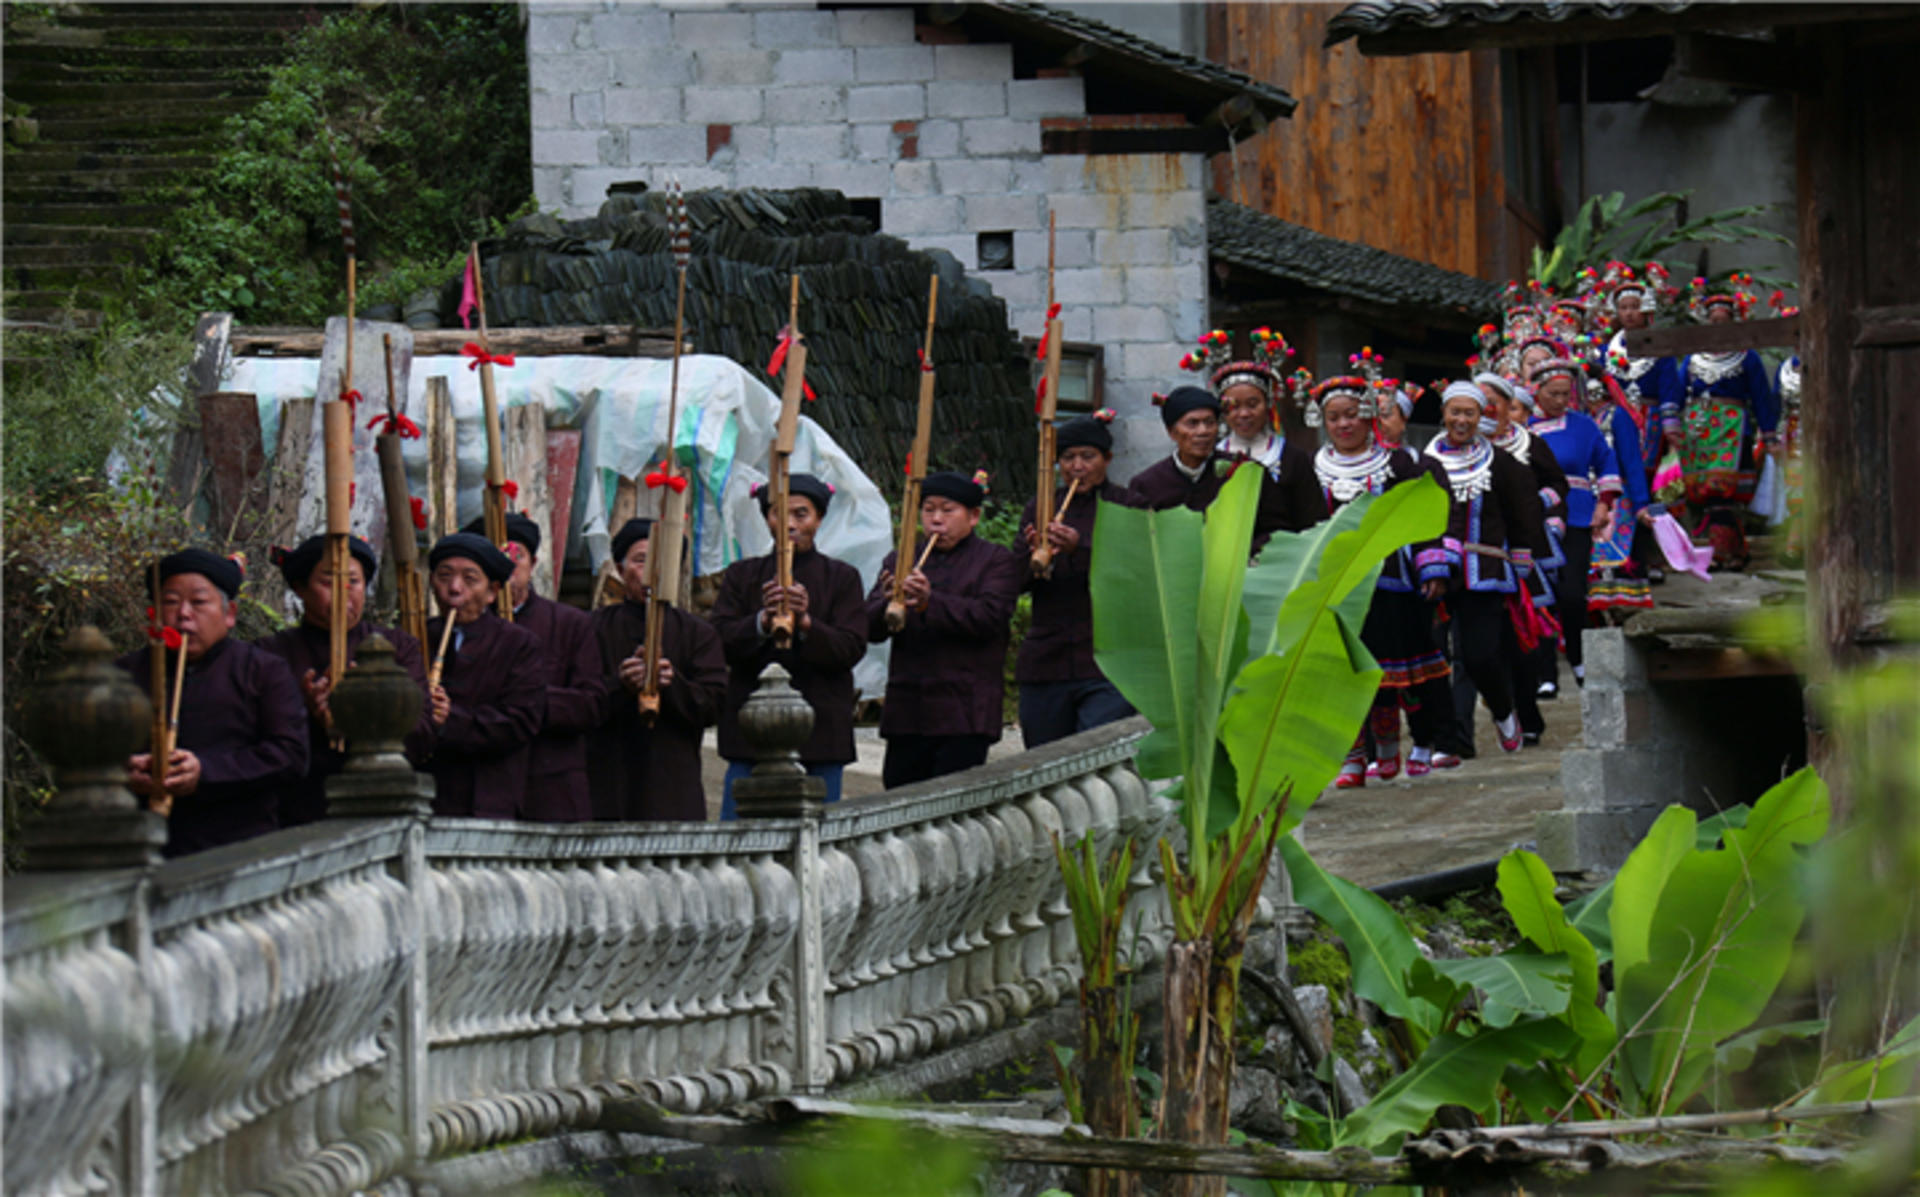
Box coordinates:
[349,482,357,505]
[366,411,422,439]
[340,388,364,410]
[902,452,912,476]
[915,349,933,374]
[644,470,688,494]
[409,496,427,530]
[147,622,183,650]
[489,479,520,500]
[765,330,817,400]
[1033,304,1065,361]
[462,342,515,371]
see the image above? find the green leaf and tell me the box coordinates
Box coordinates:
[1338,1019,1581,1150]
[1221,478,1445,824]
[1608,804,1697,993]
[1189,467,1261,847]
[1280,835,1438,1037]
[1092,496,1202,779]
[1615,771,1830,1112]
[1503,1060,1577,1123]
[1798,1012,1920,1107]
[1430,951,1573,1028]
[1497,851,1613,1071]
[1713,1019,1826,1075]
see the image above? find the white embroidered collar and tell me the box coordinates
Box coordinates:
[1491,423,1533,465]
[1220,430,1281,468]
[1171,452,1208,483]
[1424,437,1495,502]
[1689,350,1745,385]
[1314,443,1394,503]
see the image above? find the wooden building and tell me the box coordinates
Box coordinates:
[1326,1,1920,816]
[1206,2,1553,282]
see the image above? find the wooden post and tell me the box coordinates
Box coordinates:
[469,244,514,620]
[425,377,457,543]
[504,404,552,598]
[322,399,354,685]
[641,181,694,724]
[886,275,940,633]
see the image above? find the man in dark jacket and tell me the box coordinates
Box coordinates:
[865,470,1021,788]
[467,512,603,821]
[256,534,431,826]
[710,473,867,815]
[1125,386,1225,512]
[586,518,728,821]
[1018,412,1135,746]
[117,548,308,856]
[422,533,546,818]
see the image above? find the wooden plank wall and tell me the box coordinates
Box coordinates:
[1207,3,1515,281]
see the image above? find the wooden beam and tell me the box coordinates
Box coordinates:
[1854,303,1920,348]
[1626,315,1799,357]
[230,324,686,359]
[1669,33,1801,92]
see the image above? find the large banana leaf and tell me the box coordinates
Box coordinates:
[1281,835,1441,1037]
[1337,1019,1581,1150]
[1428,952,1573,1028]
[1566,805,1750,964]
[1615,769,1830,1112]
[1240,496,1383,669]
[1606,804,1697,1000]
[1497,851,1613,1072]
[1090,495,1203,780]
[1796,1012,1920,1106]
[1189,466,1260,850]
[1221,477,1445,825]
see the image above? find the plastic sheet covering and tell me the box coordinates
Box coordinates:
[228,353,894,697]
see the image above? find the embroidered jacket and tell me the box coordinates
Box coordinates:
[1530,409,1624,529]
[1420,437,1550,593]
[1679,349,1778,437]
[1312,444,1450,591]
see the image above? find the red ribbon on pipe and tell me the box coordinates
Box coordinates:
[366,411,422,439]
[462,342,516,371]
[340,388,364,410]
[645,469,689,494]
[409,496,427,530]
[1033,303,1063,360]
[915,349,933,373]
[145,608,184,650]
[488,479,520,500]
[766,331,817,401]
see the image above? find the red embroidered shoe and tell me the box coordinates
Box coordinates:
[1335,770,1366,789]
[1373,755,1401,781]
[1499,729,1523,753]
[1430,752,1463,770]
[1405,757,1430,778]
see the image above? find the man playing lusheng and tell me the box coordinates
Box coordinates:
[467,512,604,822]
[422,532,546,818]
[256,534,431,826]
[1017,411,1135,747]
[117,548,308,856]
[710,473,867,816]
[866,470,1021,787]
[586,518,727,821]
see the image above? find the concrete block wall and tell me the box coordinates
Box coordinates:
[527,1,1209,482]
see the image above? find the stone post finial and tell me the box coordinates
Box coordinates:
[22,625,166,869]
[325,634,434,818]
[732,663,826,819]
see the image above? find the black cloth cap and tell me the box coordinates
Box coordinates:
[428,533,513,584]
[274,534,378,588]
[151,548,243,600]
[1054,414,1114,455]
[610,518,655,567]
[755,472,834,517]
[920,471,984,509]
[463,511,541,556]
[1158,385,1220,428]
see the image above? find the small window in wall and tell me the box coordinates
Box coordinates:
[848,197,882,231]
[1024,339,1104,413]
[977,231,1015,271]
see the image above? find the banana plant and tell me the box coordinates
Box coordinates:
[1529,189,1793,294]
[1088,469,1446,1187]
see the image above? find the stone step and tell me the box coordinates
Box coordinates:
[3,164,194,192]
[29,105,250,141]
[26,96,254,125]
[3,274,119,303]
[5,242,148,269]
[4,202,173,226]
[1,180,171,204]
[3,78,246,104]
[6,223,161,247]
[3,22,297,50]
[4,60,253,86]
[3,149,215,173]
[53,8,315,30]
[0,43,269,70]
[3,261,129,292]
[1,307,106,332]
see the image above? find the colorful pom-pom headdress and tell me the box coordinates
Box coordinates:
[1179,327,1294,399]
[1300,346,1399,428]
[1688,272,1761,322]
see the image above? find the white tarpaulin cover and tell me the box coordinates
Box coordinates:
[227,352,895,696]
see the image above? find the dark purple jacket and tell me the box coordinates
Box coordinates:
[710,548,867,765]
[424,611,546,819]
[865,532,1020,741]
[586,601,727,822]
[114,637,307,857]
[514,592,607,822]
[1125,452,1224,514]
[1016,481,1133,683]
[1250,438,1327,546]
[254,620,433,827]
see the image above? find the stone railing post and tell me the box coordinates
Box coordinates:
[324,634,433,1168]
[20,625,165,1194]
[730,664,828,1093]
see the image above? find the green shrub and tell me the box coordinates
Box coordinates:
[133,4,530,324]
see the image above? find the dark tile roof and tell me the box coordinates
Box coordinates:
[968,1,1296,119]
[1207,196,1502,316]
[1322,1,1888,52]
[1327,1,1692,47]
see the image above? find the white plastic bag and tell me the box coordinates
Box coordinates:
[1749,453,1787,526]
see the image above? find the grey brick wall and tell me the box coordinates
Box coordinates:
[527,0,1211,482]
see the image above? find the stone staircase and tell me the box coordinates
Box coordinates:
[3,3,311,329]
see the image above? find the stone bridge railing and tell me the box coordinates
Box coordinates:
[4,631,1171,1197]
